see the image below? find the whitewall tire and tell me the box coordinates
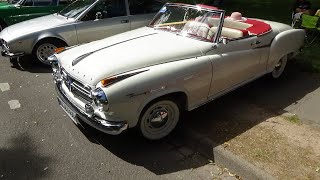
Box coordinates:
[139,99,180,140]
[271,55,287,79]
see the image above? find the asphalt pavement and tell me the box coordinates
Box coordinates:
[0,55,238,179]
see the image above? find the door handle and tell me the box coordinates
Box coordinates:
[251,40,261,46]
[121,20,129,23]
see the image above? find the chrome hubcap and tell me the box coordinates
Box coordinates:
[36,43,57,63]
[147,107,170,129]
[149,110,168,128]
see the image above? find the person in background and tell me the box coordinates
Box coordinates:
[291,0,313,27]
[293,0,312,15]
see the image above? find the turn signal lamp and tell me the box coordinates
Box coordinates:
[100,70,149,87]
[100,77,118,87]
[54,47,66,54]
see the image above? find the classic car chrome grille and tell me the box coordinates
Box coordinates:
[61,69,92,103]
[71,80,92,102]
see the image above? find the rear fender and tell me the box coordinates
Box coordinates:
[267,29,305,72]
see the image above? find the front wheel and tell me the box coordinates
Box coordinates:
[32,39,66,65]
[271,55,287,79]
[139,99,181,140]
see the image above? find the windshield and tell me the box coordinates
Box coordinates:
[59,0,96,18]
[149,4,224,42]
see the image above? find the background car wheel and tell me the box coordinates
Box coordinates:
[271,55,287,79]
[139,99,181,140]
[32,39,66,65]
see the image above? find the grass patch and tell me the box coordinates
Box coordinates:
[284,114,300,124]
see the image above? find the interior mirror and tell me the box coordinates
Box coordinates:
[95,12,102,20]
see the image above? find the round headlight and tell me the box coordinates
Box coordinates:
[91,88,109,111]
[91,88,108,102]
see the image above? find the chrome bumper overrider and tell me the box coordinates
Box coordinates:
[55,83,128,135]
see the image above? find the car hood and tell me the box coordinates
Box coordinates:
[5,14,70,36]
[58,27,206,86]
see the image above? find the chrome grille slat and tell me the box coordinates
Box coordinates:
[61,69,92,103]
[72,82,91,97]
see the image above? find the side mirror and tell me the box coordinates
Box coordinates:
[95,12,102,20]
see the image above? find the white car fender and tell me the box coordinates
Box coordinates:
[267,28,305,72]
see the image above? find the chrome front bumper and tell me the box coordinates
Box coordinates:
[55,83,128,135]
[0,39,24,58]
[1,50,24,58]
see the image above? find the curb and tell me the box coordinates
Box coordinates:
[183,128,276,180]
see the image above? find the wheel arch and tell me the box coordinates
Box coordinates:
[32,36,68,54]
[267,29,305,72]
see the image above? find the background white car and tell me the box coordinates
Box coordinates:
[0,0,166,64]
[51,3,305,140]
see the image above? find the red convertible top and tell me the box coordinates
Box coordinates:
[244,19,272,35]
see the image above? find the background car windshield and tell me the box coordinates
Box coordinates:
[59,0,95,18]
[149,4,223,42]
[12,0,23,4]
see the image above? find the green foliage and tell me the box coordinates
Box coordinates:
[285,115,300,124]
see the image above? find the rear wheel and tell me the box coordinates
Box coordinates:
[139,99,181,140]
[271,55,287,79]
[32,39,66,65]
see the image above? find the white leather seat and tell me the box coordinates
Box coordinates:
[183,21,210,39]
[206,17,252,30]
[207,27,244,39]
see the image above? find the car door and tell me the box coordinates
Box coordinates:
[15,0,57,22]
[208,36,264,97]
[75,0,130,44]
[128,0,165,30]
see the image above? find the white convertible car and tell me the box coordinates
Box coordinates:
[51,3,305,140]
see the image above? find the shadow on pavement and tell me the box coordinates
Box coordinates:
[184,62,320,152]
[71,62,320,175]
[0,133,53,179]
[9,56,52,74]
[77,122,208,175]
